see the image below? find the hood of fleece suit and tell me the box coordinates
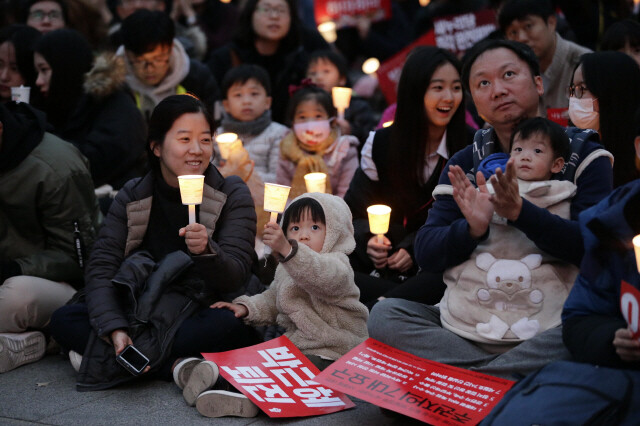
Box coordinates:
[284,192,355,256]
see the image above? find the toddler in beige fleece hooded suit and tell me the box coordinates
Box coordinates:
[214,192,369,367]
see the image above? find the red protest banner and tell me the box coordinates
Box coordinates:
[433,9,497,57]
[377,30,436,105]
[621,280,640,339]
[547,108,569,127]
[202,336,355,418]
[314,0,392,28]
[315,338,514,425]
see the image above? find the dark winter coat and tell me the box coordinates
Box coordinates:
[562,179,640,369]
[78,166,256,390]
[0,102,100,286]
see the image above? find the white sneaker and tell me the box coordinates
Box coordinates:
[183,361,219,406]
[172,357,201,389]
[69,350,83,372]
[0,331,46,373]
[196,390,259,418]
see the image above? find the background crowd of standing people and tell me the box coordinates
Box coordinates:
[1,0,639,420]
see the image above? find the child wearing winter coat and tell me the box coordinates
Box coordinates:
[276,85,359,200]
[306,50,377,149]
[214,192,369,366]
[216,64,289,184]
[216,64,290,244]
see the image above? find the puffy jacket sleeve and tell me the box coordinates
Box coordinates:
[414,146,483,272]
[193,176,256,297]
[334,138,359,198]
[234,284,279,326]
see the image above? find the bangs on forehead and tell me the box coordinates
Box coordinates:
[282,197,325,230]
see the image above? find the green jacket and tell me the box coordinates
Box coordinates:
[0,127,101,287]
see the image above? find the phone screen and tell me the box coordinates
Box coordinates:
[118,346,149,372]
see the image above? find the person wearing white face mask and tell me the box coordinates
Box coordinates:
[276,83,359,200]
[568,51,640,187]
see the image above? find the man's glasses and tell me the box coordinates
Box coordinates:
[255,5,288,17]
[28,10,63,21]
[566,85,590,99]
[130,53,171,70]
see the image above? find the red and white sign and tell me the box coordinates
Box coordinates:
[316,338,514,425]
[433,9,497,57]
[377,30,436,105]
[547,108,569,127]
[202,336,355,418]
[315,0,392,28]
[621,280,640,340]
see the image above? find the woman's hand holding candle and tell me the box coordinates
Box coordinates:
[179,223,209,254]
[367,235,391,269]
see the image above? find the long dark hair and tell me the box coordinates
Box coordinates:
[147,95,214,175]
[33,29,92,128]
[0,24,41,104]
[390,46,467,190]
[577,51,640,187]
[232,0,301,54]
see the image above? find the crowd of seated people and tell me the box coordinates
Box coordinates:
[1,0,639,419]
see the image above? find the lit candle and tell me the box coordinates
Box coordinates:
[362,58,380,75]
[318,21,337,44]
[332,87,352,120]
[419,0,431,6]
[382,120,393,128]
[264,183,291,223]
[367,204,391,244]
[215,133,242,160]
[178,175,205,224]
[633,234,640,273]
[304,172,327,193]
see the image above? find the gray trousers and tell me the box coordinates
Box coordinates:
[0,276,76,333]
[368,298,570,380]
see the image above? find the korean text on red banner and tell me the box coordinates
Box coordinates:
[314,0,391,28]
[315,338,514,425]
[433,9,497,56]
[202,336,355,418]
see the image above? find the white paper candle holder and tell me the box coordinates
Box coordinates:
[332,87,352,119]
[215,133,242,160]
[304,172,327,193]
[264,183,291,223]
[367,204,391,244]
[318,21,337,44]
[178,175,205,224]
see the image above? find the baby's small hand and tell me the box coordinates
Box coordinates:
[263,222,292,257]
[210,301,249,318]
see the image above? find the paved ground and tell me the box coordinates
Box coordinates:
[0,354,425,425]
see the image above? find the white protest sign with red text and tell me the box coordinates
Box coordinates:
[314,0,391,28]
[621,280,640,340]
[316,338,514,425]
[202,336,354,418]
[433,9,497,57]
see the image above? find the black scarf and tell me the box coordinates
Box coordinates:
[220,110,272,136]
